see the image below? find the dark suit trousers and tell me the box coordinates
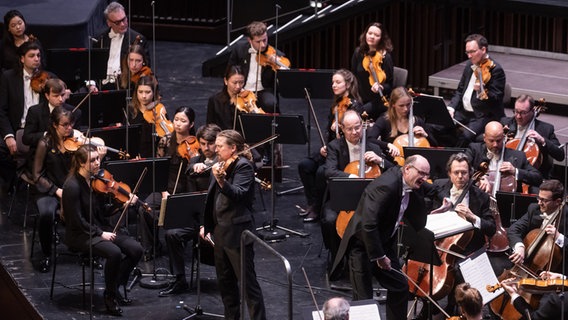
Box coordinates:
[349,238,409,320]
[164,227,196,276]
[297,156,326,210]
[36,195,59,256]
[214,243,266,320]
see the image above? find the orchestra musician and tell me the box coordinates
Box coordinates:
[0,10,46,72]
[501,94,565,179]
[453,283,483,320]
[187,124,222,192]
[466,121,542,194]
[351,22,394,119]
[200,130,267,320]
[331,155,431,320]
[119,43,153,91]
[206,65,247,133]
[228,21,289,113]
[62,144,143,316]
[447,34,506,147]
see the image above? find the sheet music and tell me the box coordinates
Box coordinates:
[426,211,474,239]
[311,304,381,320]
[458,251,504,304]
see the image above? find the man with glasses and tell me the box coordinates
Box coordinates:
[447,34,506,147]
[501,94,564,179]
[98,2,148,88]
[508,179,568,274]
[331,154,431,320]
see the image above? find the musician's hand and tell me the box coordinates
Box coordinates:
[212,162,226,186]
[63,89,71,101]
[540,271,564,280]
[55,188,63,199]
[5,136,17,155]
[500,161,516,175]
[102,231,116,241]
[193,163,207,173]
[413,126,428,138]
[128,194,139,207]
[314,146,325,159]
[96,146,107,159]
[371,82,382,94]
[500,278,518,296]
[330,121,337,133]
[364,151,382,165]
[473,82,481,93]
[478,176,492,193]
[161,191,170,199]
[446,107,455,119]
[509,247,525,264]
[376,256,391,271]
[544,224,560,240]
[526,130,545,145]
[455,203,474,222]
[387,143,400,157]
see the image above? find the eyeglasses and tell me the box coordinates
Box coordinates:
[109,16,127,26]
[342,125,362,133]
[537,197,554,203]
[465,49,479,55]
[409,165,430,178]
[514,109,531,116]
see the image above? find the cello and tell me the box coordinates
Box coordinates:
[335,112,381,238]
[392,89,430,166]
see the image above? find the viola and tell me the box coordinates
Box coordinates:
[331,96,352,139]
[143,102,174,137]
[232,90,265,114]
[130,65,154,87]
[64,129,130,159]
[91,169,151,212]
[256,45,290,71]
[362,51,389,107]
[30,69,50,94]
[488,277,568,295]
[473,57,495,100]
[177,135,200,161]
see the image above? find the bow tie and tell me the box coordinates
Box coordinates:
[24,75,31,81]
[450,187,462,200]
[248,47,257,54]
[108,30,121,39]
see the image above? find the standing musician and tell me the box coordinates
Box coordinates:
[501,94,565,180]
[448,34,506,147]
[200,130,267,320]
[321,110,392,269]
[62,144,143,316]
[331,155,431,320]
[351,22,394,120]
[466,121,542,194]
[187,124,222,192]
[228,21,290,113]
[98,1,149,88]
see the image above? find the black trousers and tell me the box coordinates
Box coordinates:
[297,155,326,211]
[164,227,196,277]
[37,195,59,257]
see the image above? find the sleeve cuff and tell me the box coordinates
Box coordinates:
[472,216,481,229]
[556,233,564,248]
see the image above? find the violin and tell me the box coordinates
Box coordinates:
[488,277,568,295]
[232,90,265,114]
[362,51,389,107]
[91,169,151,212]
[143,102,174,137]
[331,96,352,139]
[256,45,290,71]
[63,129,130,159]
[130,66,153,87]
[30,69,51,94]
[473,57,495,100]
[177,135,200,161]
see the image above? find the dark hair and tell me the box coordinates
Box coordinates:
[130,75,159,117]
[516,94,535,110]
[196,124,221,142]
[455,283,483,318]
[224,65,245,81]
[43,78,66,95]
[17,38,42,57]
[540,179,564,200]
[47,107,73,147]
[70,144,97,175]
[174,106,196,135]
[246,21,267,38]
[120,44,151,89]
[357,22,393,55]
[3,10,26,40]
[465,34,489,51]
[446,152,471,174]
[333,69,362,104]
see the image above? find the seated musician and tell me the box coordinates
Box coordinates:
[501,94,564,180]
[298,69,361,222]
[367,86,436,163]
[465,121,542,194]
[159,123,221,297]
[119,43,153,92]
[453,283,483,320]
[508,179,568,274]
[500,270,568,320]
[321,109,393,269]
[62,144,143,316]
[227,20,290,113]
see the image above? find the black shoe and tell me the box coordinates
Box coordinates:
[303,211,319,222]
[158,279,189,297]
[116,290,132,306]
[92,257,103,270]
[39,257,51,273]
[104,291,123,316]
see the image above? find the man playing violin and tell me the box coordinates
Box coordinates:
[228,21,289,113]
[448,34,506,147]
[187,124,221,192]
[501,94,564,180]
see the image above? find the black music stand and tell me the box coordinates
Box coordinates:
[89,124,141,161]
[404,147,466,180]
[67,90,128,129]
[328,178,374,211]
[495,191,538,227]
[47,48,108,90]
[239,114,309,239]
[413,94,455,128]
[105,158,169,195]
[163,192,205,230]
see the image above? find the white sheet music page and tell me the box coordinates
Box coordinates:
[312,304,381,320]
[458,251,504,304]
[426,211,474,239]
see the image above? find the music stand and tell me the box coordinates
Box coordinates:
[162,192,205,230]
[47,48,108,86]
[412,93,455,128]
[328,178,373,211]
[403,147,466,180]
[67,90,128,129]
[89,124,141,161]
[105,157,169,195]
[239,114,309,239]
[495,191,538,227]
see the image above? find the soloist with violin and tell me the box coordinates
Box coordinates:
[448,34,506,147]
[62,144,143,316]
[200,129,267,320]
[351,22,394,120]
[227,21,291,114]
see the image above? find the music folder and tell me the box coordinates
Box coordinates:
[159,192,207,230]
[426,211,474,240]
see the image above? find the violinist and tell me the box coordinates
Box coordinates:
[351,22,394,120]
[466,121,542,194]
[187,124,221,192]
[119,43,153,91]
[228,21,289,113]
[453,283,483,320]
[62,144,143,316]
[501,94,565,179]
[508,179,568,274]
[206,65,246,133]
[328,69,362,141]
[0,10,46,72]
[200,130,267,320]
[448,34,506,147]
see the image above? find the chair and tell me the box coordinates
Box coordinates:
[393,66,409,88]
[7,129,35,229]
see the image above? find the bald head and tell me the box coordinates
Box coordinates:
[402,155,430,189]
[483,121,505,154]
[323,297,350,320]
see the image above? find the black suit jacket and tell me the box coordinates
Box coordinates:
[513,292,568,320]
[22,102,79,147]
[324,136,393,179]
[0,68,25,137]
[203,156,256,249]
[466,142,542,190]
[431,179,495,253]
[98,28,149,69]
[501,116,564,178]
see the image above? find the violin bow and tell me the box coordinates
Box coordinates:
[301,267,323,320]
[392,269,451,319]
[304,88,326,148]
[112,167,148,233]
[71,90,93,114]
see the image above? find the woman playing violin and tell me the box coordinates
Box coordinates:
[62,144,143,316]
[328,69,362,141]
[351,22,394,120]
[206,65,247,133]
[120,43,153,91]
[0,10,46,72]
